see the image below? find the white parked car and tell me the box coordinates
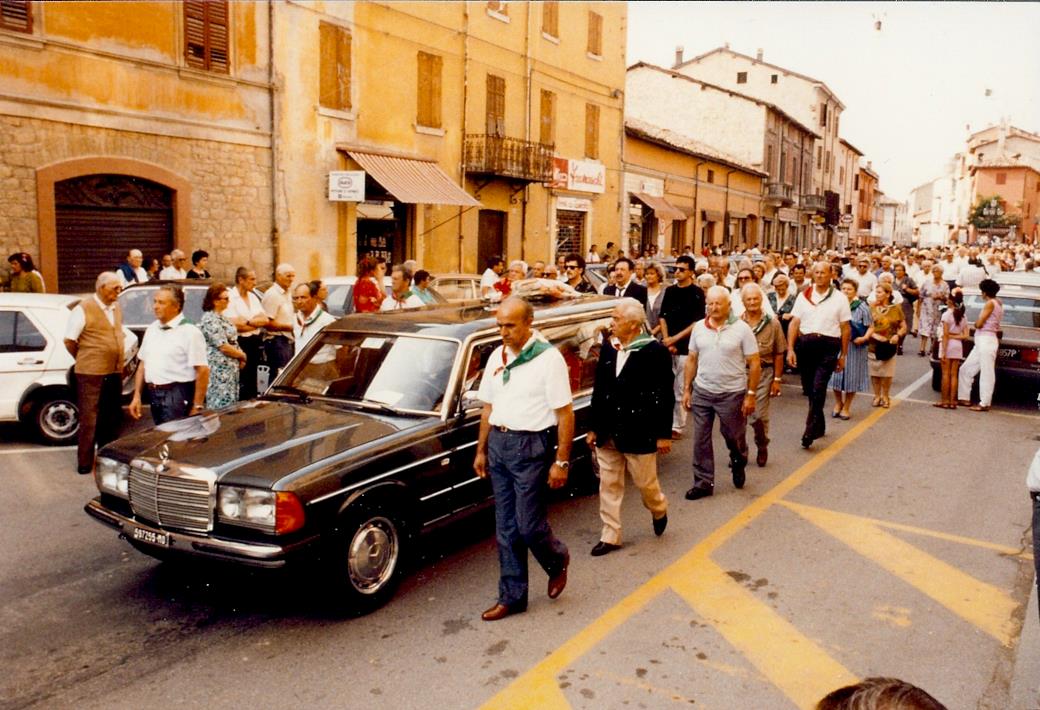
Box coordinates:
[0,294,138,444]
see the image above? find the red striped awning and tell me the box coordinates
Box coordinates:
[633,193,686,221]
[345,150,481,207]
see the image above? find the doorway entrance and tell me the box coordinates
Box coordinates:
[477,210,506,271]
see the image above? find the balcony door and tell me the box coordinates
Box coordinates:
[477,210,506,273]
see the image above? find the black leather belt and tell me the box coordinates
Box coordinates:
[493,425,552,435]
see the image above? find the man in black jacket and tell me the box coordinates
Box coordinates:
[602,258,648,305]
[586,298,673,556]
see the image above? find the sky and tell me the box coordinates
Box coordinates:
[626,1,1040,201]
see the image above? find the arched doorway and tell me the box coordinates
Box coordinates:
[54,175,173,294]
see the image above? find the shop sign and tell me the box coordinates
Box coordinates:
[328,171,366,202]
[777,207,798,223]
[557,196,592,212]
[840,213,854,225]
[549,157,606,194]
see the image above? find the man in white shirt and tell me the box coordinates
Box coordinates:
[480,256,505,298]
[128,285,209,425]
[786,261,852,449]
[380,265,425,310]
[225,267,269,399]
[473,297,571,621]
[159,249,188,280]
[852,257,878,298]
[262,263,295,373]
[292,282,336,355]
[116,249,148,287]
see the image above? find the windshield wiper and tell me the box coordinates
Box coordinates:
[265,385,311,403]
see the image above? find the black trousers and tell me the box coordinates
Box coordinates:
[795,334,841,441]
[238,335,263,400]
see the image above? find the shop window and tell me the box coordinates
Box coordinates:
[184,0,229,73]
[319,22,352,110]
[587,11,602,56]
[736,71,747,84]
[584,103,599,159]
[417,51,442,129]
[706,169,715,184]
[0,0,32,33]
[996,172,1007,185]
[486,74,505,136]
[540,90,556,146]
[542,0,558,38]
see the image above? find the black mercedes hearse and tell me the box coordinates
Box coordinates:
[85,296,616,612]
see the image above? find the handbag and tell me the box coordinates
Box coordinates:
[873,340,897,361]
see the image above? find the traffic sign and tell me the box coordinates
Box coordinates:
[840,213,854,225]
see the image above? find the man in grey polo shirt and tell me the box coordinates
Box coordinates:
[682,286,761,500]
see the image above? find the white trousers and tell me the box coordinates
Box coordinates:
[958,333,998,406]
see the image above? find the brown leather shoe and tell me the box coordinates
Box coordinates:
[547,551,570,599]
[481,603,525,621]
[756,444,768,467]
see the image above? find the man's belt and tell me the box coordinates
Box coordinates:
[493,425,554,435]
[148,381,193,391]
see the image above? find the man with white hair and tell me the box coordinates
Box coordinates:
[682,285,761,500]
[159,249,188,280]
[116,249,147,287]
[261,263,296,373]
[64,272,136,474]
[740,283,785,467]
[586,299,673,555]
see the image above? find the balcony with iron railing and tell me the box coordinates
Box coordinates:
[764,181,794,206]
[463,134,554,183]
[801,193,826,212]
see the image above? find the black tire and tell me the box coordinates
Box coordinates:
[31,392,79,445]
[326,505,406,614]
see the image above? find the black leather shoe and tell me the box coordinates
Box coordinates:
[590,541,622,556]
[732,463,746,489]
[547,551,569,599]
[652,514,668,537]
[801,435,813,449]
[756,445,768,467]
[685,487,713,501]
[77,465,93,475]
[481,602,526,621]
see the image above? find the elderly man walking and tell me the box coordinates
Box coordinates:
[786,261,851,449]
[740,283,786,467]
[682,286,761,500]
[128,285,209,425]
[586,299,672,556]
[473,297,571,621]
[64,272,134,474]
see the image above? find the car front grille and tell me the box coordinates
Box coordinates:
[128,460,214,534]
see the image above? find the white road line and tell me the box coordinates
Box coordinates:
[895,370,934,400]
[0,446,75,455]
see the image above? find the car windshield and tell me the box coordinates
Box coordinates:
[964,294,1040,328]
[119,287,206,326]
[276,332,459,414]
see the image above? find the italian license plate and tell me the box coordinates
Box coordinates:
[132,526,169,547]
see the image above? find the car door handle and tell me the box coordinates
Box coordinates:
[17,358,44,365]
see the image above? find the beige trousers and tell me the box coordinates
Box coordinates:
[597,441,668,545]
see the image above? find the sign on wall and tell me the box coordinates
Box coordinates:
[549,157,606,194]
[328,171,366,201]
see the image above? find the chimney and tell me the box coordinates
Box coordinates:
[756,48,763,62]
[674,45,684,67]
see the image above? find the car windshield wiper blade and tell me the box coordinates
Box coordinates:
[265,385,311,403]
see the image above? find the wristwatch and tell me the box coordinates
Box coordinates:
[554,460,570,470]
[745,389,755,396]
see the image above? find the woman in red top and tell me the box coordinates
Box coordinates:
[352,256,385,313]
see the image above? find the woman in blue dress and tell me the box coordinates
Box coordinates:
[199,284,247,409]
[829,278,872,420]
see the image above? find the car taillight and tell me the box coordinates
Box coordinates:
[1022,349,1039,364]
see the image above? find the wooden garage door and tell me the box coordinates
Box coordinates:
[54,175,173,294]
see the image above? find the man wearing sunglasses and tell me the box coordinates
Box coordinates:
[658,255,705,439]
[563,255,596,294]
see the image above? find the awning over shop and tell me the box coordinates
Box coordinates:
[702,209,724,222]
[344,149,481,207]
[632,192,686,221]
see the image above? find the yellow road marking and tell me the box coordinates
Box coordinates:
[670,556,859,708]
[480,407,890,709]
[782,500,1021,647]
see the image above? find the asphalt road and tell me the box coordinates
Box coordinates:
[2,351,1038,709]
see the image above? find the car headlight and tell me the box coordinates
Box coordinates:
[217,486,305,534]
[97,456,130,499]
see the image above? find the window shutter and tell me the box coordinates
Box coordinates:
[487,75,505,136]
[540,90,555,146]
[0,0,32,33]
[417,52,442,128]
[319,22,351,111]
[542,1,558,37]
[184,0,229,73]
[337,27,352,109]
[587,11,602,55]
[430,54,442,128]
[584,103,599,159]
